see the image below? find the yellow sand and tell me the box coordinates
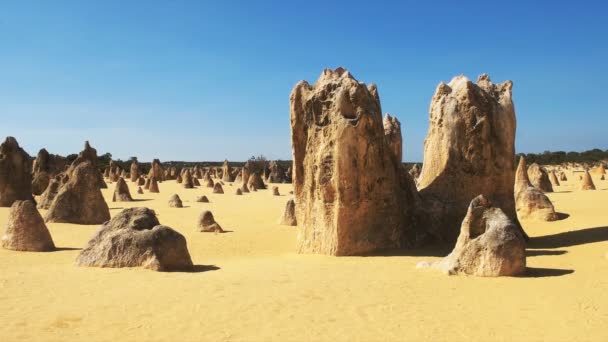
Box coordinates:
[1,172,607,342]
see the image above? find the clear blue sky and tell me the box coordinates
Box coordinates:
[1,0,606,162]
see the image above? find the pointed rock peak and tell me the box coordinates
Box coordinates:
[319,67,354,83]
[3,136,20,148]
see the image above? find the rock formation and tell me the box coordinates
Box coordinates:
[112,177,133,202]
[222,160,233,182]
[383,113,402,163]
[149,177,160,193]
[137,186,143,194]
[196,195,209,203]
[408,164,421,180]
[168,194,183,208]
[75,208,193,271]
[247,172,265,190]
[2,200,55,251]
[235,188,243,195]
[272,186,280,196]
[266,161,286,183]
[213,183,224,194]
[241,183,250,193]
[528,163,553,193]
[417,74,518,242]
[37,175,62,210]
[0,137,34,206]
[31,148,66,195]
[148,159,164,182]
[290,67,420,255]
[45,161,111,225]
[514,157,558,221]
[549,171,560,187]
[279,198,297,226]
[130,159,140,182]
[559,172,568,181]
[64,141,106,189]
[417,195,526,276]
[196,211,224,233]
[581,170,596,190]
[182,170,194,189]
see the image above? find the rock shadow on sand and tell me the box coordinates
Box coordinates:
[529,226,608,249]
[519,267,574,278]
[525,249,567,257]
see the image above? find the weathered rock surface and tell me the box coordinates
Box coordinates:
[514,157,558,221]
[290,67,420,255]
[75,208,193,271]
[0,137,34,206]
[581,170,596,190]
[247,172,266,190]
[279,198,297,226]
[528,163,553,193]
[46,161,111,225]
[112,177,133,202]
[130,159,140,182]
[2,200,55,251]
[32,148,67,195]
[196,195,209,203]
[417,74,518,242]
[148,159,164,182]
[222,160,233,182]
[196,211,224,233]
[168,194,183,208]
[548,171,560,187]
[417,195,526,276]
[149,177,160,193]
[37,175,63,210]
[266,161,286,183]
[213,183,224,194]
[383,113,402,163]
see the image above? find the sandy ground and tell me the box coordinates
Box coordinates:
[1,172,607,342]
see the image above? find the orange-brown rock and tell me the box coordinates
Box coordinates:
[383,113,402,163]
[0,137,34,206]
[32,148,66,195]
[213,183,224,194]
[45,161,110,225]
[112,177,133,202]
[247,172,266,190]
[148,159,164,182]
[168,194,183,208]
[279,198,297,226]
[580,170,596,190]
[37,175,62,210]
[196,211,224,233]
[222,160,233,182]
[528,163,553,193]
[130,159,140,182]
[149,177,160,193]
[514,157,558,221]
[2,200,55,251]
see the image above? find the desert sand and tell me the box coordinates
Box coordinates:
[1,171,607,342]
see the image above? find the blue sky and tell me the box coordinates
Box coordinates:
[1,0,606,162]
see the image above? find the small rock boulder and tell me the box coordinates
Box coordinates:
[279,198,297,226]
[528,163,553,193]
[272,186,280,196]
[213,183,224,194]
[168,194,183,208]
[75,208,193,271]
[417,195,526,277]
[197,211,224,233]
[196,195,209,203]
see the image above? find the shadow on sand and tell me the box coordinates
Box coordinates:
[54,247,82,252]
[165,265,221,273]
[365,244,453,258]
[525,249,567,257]
[556,212,570,220]
[529,226,608,249]
[520,267,574,278]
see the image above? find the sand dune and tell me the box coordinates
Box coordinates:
[1,173,607,341]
